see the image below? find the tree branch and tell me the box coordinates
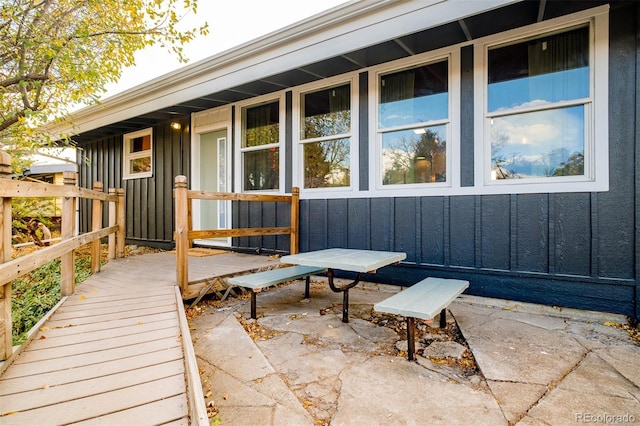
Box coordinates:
[0,74,49,88]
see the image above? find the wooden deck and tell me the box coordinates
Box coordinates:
[0,250,280,425]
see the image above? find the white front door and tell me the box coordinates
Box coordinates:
[193,128,231,246]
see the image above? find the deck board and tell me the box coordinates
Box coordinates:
[69,395,189,425]
[2,360,185,412]
[0,250,273,424]
[0,347,183,392]
[1,375,187,425]
[13,330,181,363]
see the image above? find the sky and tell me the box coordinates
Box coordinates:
[103,0,349,99]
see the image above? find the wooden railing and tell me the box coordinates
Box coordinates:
[0,151,125,361]
[174,175,299,299]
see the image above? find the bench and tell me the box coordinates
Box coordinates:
[227,265,327,319]
[374,277,469,361]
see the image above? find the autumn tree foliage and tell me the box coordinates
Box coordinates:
[0,0,208,154]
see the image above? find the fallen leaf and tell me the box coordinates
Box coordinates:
[78,295,86,300]
[39,335,46,340]
[223,393,229,400]
[39,326,50,331]
[205,390,212,398]
[41,384,49,389]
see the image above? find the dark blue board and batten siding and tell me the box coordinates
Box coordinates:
[232,200,297,254]
[77,119,190,248]
[297,193,636,317]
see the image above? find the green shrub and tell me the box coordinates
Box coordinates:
[11,255,93,346]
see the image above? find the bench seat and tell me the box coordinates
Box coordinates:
[227,265,327,319]
[374,277,469,360]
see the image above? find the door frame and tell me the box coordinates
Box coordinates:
[191,107,233,247]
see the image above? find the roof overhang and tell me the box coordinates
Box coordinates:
[46,0,607,144]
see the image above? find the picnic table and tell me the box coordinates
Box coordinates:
[280,248,406,323]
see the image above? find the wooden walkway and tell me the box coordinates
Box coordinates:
[0,250,280,425]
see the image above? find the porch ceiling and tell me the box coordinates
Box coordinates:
[68,0,609,145]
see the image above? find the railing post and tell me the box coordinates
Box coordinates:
[60,171,77,296]
[187,198,193,249]
[1,151,13,360]
[108,188,116,260]
[175,176,189,294]
[91,182,103,273]
[116,188,125,258]
[290,187,300,255]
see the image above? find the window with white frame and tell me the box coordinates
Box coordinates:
[240,100,281,191]
[123,128,152,179]
[299,82,353,189]
[376,59,450,187]
[476,7,609,192]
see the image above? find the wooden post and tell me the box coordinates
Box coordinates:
[290,187,300,255]
[91,182,103,273]
[60,171,77,296]
[108,188,116,260]
[116,188,125,258]
[187,198,193,249]
[175,176,189,294]
[0,151,13,360]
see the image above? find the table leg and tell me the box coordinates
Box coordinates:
[326,269,361,323]
[304,276,311,299]
[342,289,349,323]
[250,291,257,319]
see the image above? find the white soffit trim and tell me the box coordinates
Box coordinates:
[51,0,521,137]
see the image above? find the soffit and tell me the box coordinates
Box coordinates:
[62,0,610,145]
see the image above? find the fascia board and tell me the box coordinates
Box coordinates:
[49,0,521,138]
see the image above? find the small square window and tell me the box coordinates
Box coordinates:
[123,128,152,179]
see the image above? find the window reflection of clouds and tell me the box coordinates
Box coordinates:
[491,106,584,178]
[488,68,589,112]
[379,92,448,128]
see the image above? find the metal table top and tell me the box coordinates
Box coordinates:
[281,248,406,273]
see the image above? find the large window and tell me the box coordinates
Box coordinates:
[240,100,281,191]
[377,60,450,187]
[476,8,609,193]
[123,128,152,179]
[488,27,589,181]
[299,82,353,189]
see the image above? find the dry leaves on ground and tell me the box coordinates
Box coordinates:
[605,318,640,345]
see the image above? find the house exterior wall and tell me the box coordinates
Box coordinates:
[76,2,639,317]
[292,3,638,317]
[78,119,190,247]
